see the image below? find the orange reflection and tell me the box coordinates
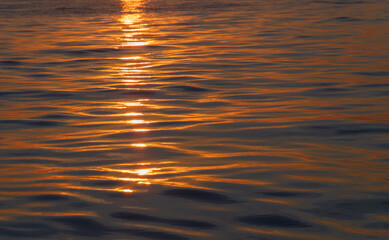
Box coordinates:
[118,189,134,193]
[98,162,274,192]
[125,112,144,116]
[121,0,144,14]
[121,56,142,60]
[119,2,151,47]
[132,168,160,175]
[122,41,152,47]
[131,143,148,148]
[133,128,150,132]
[127,119,148,124]
[122,102,143,107]
[115,2,154,152]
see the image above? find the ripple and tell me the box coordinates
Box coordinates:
[308,198,389,220]
[112,211,217,229]
[48,216,108,237]
[0,0,388,239]
[258,191,321,198]
[237,214,312,228]
[354,71,389,76]
[162,188,238,204]
[0,120,65,128]
[167,85,209,92]
[0,222,54,238]
[28,194,70,202]
[0,60,23,66]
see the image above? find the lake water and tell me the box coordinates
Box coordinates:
[0,0,388,239]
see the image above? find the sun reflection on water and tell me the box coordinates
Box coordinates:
[122,102,143,107]
[133,128,150,132]
[131,143,148,148]
[125,112,144,116]
[116,1,153,156]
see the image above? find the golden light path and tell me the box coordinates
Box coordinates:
[105,0,275,194]
[119,0,151,149]
[106,0,155,193]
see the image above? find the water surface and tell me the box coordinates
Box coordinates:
[0,0,388,239]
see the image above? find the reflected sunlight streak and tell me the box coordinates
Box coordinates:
[125,112,144,116]
[133,128,150,132]
[127,119,149,124]
[131,143,148,148]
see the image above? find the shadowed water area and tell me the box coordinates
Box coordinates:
[0,0,388,239]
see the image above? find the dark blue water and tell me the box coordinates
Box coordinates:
[0,0,388,239]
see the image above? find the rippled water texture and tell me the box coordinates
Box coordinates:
[0,0,388,239]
